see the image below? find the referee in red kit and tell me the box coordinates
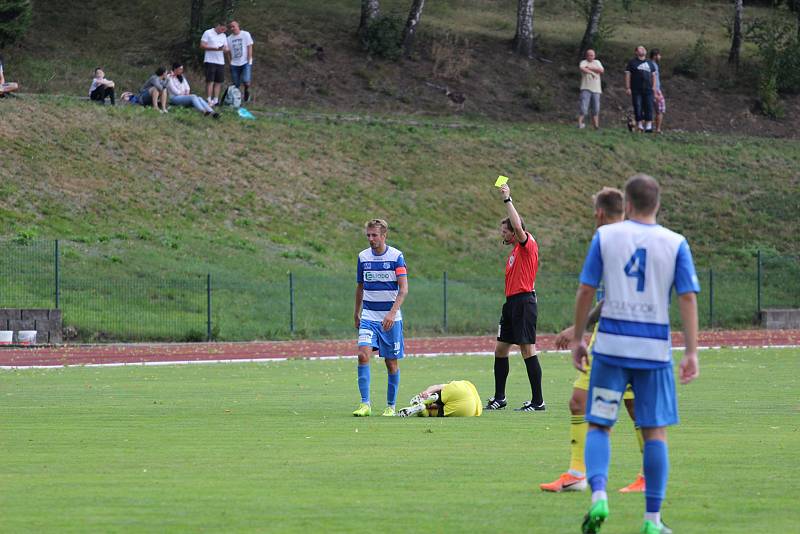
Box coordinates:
[485,182,545,412]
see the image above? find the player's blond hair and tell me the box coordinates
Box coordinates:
[593,187,624,217]
[365,219,389,235]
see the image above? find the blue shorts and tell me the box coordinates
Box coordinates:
[230,64,252,87]
[586,357,678,428]
[357,319,404,359]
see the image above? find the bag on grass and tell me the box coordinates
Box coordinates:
[223,85,242,108]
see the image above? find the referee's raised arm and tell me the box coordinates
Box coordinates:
[500,184,527,243]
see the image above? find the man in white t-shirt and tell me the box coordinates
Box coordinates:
[578,49,604,130]
[200,22,229,106]
[227,20,255,103]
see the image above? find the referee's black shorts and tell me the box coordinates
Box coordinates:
[497,291,537,345]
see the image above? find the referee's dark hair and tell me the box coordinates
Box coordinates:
[593,187,624,218]
[501,216,525,232]
[625,174,660,215]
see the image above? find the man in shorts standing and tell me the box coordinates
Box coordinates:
[540,187,644,494]
[485,183,545,412]
[572,174,700,534]
[227,21,254,103]
[353,219,409,417]
[650,49,665,134]
[200,22,228,107]
[578,49,604,130]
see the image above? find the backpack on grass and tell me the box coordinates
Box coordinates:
[223,85,242,108]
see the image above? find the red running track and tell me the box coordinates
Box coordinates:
[1,330,798,367]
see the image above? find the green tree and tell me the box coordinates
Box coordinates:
[0,0,32,49]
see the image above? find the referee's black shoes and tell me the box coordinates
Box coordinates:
[485,397,507,410]
[514,400,546,412]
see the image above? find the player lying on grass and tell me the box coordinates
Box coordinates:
[540,187,645,494]
[397,380,482,417]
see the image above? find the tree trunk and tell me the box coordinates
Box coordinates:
[578,0,603,59]
[513,0,535,58]
[728,0,743,68]
[359,0,381,37]
[186,0,206,61]
[221,0,238,22]
[401,0,426,57]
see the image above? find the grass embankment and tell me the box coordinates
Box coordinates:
[1,348,798,532]
[0,97,798,340]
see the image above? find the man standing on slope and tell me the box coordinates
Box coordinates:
[353,219,409,417]
[485,183,545,412]
[573,174,700,534]
[200,22,229,107]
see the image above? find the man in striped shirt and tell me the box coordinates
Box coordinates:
[352,219,409,417]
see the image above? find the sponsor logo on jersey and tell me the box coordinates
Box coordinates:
[606,300,655,314]
[364,271,393,282]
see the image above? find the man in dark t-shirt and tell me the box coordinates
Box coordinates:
[624,46,657,133]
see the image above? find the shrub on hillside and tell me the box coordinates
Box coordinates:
[431,32,473,81]
[0,0,32,48]
[673,34,709,79]
[363,15,404,60]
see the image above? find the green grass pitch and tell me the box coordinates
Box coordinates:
[1,347,798,532]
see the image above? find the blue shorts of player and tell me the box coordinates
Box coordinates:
[358,319,404,359]
[230,64,252,87]
[586,356,678,428]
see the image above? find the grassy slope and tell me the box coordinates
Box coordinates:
[0,97,798,338]
[1,348,798,532]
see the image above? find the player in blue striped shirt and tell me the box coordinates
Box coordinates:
[352,219,409,417]
[572,174,700,534]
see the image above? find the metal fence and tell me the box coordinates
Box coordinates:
[0,239,797,342]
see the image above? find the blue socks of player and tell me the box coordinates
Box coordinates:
[585,428,610,493]
[643,440,669,514]
[357,364,370,403]
[493,357,509,399]
[357,364,400,407]
[387,371,400,407]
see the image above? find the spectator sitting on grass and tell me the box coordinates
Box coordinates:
[139,67,169,113]
[0,55,19,97]
[89,67,115,105]
[167,62,219,118]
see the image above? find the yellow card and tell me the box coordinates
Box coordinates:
[495,175,509,187]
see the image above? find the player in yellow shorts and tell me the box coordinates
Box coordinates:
[540,187,645,494]
[397,380,482,417]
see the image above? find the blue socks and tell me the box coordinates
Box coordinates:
[585,428,610,492]
[643,440,669,513]
[357,364,370,403]
[387,370,400,407]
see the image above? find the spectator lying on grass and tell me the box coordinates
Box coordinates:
[89,67,115,105]
[167,63,219,118]
[139,67,169,113]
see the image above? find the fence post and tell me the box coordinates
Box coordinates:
[54,239,60,309]
[289,271,295,335]
[756,249,762,316]
[708,268,713,328]
[442,271,448,333]
[206,273,212,341]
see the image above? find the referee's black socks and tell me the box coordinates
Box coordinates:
[493,357,510,399]
[524,354,544,406]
